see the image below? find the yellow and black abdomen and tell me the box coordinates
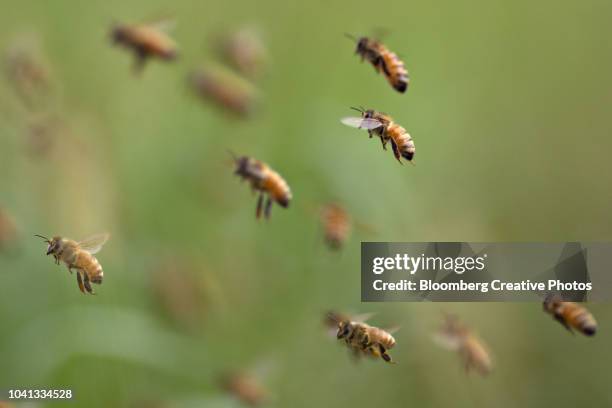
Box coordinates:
[387,123,415,162]
[565,304,597,336]
[262,168,291,208]
[380,49,409,93]
[75,251,104,284]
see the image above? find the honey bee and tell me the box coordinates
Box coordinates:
[543,294,597,336]
[434,314,492,376]
[189,66,259,117]
[0,207,18,251]
[111,21,177,72]
[330,312,397,363]
[347,34,409,93]
[231,153,292,219]
[341,107,415,164]
[221,371,269,407]
[36,233,109,294]
[215,27,268,78]
[320,204,351,250]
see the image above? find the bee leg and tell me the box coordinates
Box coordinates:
[132,51,148,74]
[264,197,273,219]
[379,135,387,150]
[76,271,86,294]
[256,193,264,219]
[554,313,574,334]
[391,141,403,164]
[378,344,393,363]
[83,273,94,295]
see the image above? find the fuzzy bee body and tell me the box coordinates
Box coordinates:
[111,23,177,71]
[36,233,109,294]
[353,37,409,93]
[543,294,597,336]
[320,204,351,249]
[232,155,291,219]
[341,108,415,164]
[334,317,396,363]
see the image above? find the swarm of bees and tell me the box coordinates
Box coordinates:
[543,294,597,336]
[434,314,493,376]
[231,153,292,219]
[35,233,109,294]
[111,21,178,72]
[328,312,397,363]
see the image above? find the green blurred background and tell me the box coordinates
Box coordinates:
[1,0,612,406]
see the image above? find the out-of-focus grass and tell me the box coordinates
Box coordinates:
[1,0,612,407]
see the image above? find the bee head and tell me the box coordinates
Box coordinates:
[543,293,562,312]
[228,150,251,177]
[35,234,61,255]
[336,320,353,339]
[110,24,129,45]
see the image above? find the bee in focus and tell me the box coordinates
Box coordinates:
[543,294,597,336]
[230,153,292,219]
[346,34,409,93]
[111,21,177,72]
[189,66,259,118]
[320,204,352,250]
[341,107,415,164]
[0,207,18,251]
[215,27,268,79]
[329,312,397,363]
[35,233,109,294]
[434,314,492,376]
[221,371,269,407]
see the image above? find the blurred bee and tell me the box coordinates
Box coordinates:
[543,294,597,336]
[320,204,351,250]
[35,233,109,294]
[111,21,178,72]
[189,66,259,117]
[230,153,291,219]
[330,312,397,363]
[434,314,492,376]
[215,27,268,78]
[4,37,51,109]
[221,371,269,407]
[0,207,18,251]
[341,107,415,164]
[346,34,409,93]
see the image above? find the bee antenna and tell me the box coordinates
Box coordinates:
[226,149,239,162]
[344,32,357,42]
[34,234,50,243]
[349,106,364,113]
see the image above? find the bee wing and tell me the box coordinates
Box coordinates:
[385,326,401,335]
[351,312,376,323]
[340,117,383,130]
[78,233,110,255]
[143,16,177,32]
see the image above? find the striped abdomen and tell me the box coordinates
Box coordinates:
[378,47,409,93]
[562,303,597,336]
[261,167,291,207]
[322,205,350,249]
[370,327,396,350]
[386,122,415,162]
[74,250,104,284]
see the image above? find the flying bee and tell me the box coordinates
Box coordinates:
[189,66,259,118]
[341,107,415,164]
[330,312,397,363]
[346,34,409,93]
[221,371,269,407]
[215,27,268,78]
[320,204,351,250]
[111,21,177,72]
[35,233,109,294]
[543,294,597,336]
[230,153,292,219]
[434,314,492,376]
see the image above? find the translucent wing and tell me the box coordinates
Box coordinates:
[78,233,110,255]
[351,312,376,323]
[385,326,401,335]
[340,117,383,130]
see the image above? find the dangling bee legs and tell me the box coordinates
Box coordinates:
[256,193,264,219]
[83,273,94,294]
[554,312,574,334]
[264,197,273,219]
[378,344,393,363]
[76,270,86,294]
[391,141,402,164]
